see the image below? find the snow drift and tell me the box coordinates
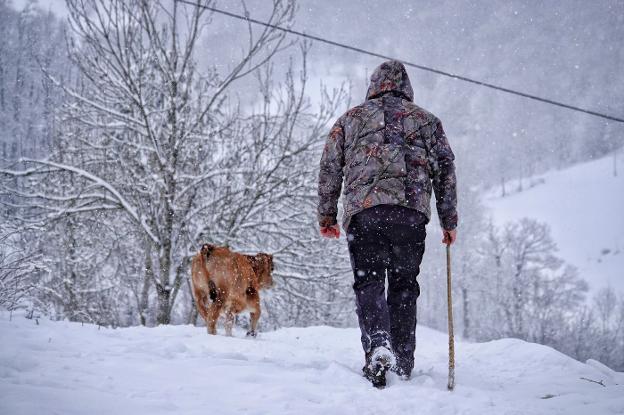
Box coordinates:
[1,313,622,415]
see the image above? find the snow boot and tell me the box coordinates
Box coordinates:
[389,356,413,380]
[390,363,412,381]
[362,346,396,389]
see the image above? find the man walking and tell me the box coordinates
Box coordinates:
[317,60,458,388]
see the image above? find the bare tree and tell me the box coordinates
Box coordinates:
[0,229,40,314]
[1,0,351,326]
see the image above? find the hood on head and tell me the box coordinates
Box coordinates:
[365,60,414,102]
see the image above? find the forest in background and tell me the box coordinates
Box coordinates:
[0,0,622,370]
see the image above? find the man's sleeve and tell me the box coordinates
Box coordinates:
[429,118,458,230]
[317,118,345,227]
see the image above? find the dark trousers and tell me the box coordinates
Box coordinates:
[347,204,426,371]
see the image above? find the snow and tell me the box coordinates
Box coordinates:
[1,313,623,415]
[485,154,624,295]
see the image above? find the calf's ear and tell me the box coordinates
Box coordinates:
[267,254,274,271]
[201,244,215,258]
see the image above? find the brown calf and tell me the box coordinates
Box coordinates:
[191,244,274,337]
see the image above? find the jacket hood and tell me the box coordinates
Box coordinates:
[366,60,414,101]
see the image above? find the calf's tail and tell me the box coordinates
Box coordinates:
[208,279,219,302]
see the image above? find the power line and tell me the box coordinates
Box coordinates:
[178,0,624,123]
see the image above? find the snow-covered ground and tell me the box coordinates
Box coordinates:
[1,313,623,415]
[485,154,624,295]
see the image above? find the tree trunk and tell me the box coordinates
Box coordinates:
[155,194,175,325]
[187,279,198,325]
[139,245,153,326]
[156,283,171,325]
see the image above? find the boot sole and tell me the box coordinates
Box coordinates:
[364,356,391,389]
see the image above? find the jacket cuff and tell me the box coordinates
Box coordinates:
[318,215,338,228]
[441,212,458,231]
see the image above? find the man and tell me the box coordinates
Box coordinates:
[317,60,458,388]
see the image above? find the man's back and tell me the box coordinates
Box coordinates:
[317,60,458,232]
[316,60,459,387]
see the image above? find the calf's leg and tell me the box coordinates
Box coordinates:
[224,309,235,337]
[246,292,261,337]
[193,288,213,335]
[206,302,221,335]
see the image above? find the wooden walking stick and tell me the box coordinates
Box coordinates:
[446,243,455,391]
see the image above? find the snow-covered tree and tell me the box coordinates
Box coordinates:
[1,0,352,327]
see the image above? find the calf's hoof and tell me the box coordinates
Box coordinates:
[246,330,257,338]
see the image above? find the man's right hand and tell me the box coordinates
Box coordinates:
[320,224,341,239]
[442,229,457,245]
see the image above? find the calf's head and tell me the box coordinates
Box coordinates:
[252,253,274,289]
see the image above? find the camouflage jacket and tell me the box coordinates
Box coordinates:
[317,60,458,231]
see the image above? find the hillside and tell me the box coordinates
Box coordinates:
[485,153,624,295]
[1,313,622,415]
